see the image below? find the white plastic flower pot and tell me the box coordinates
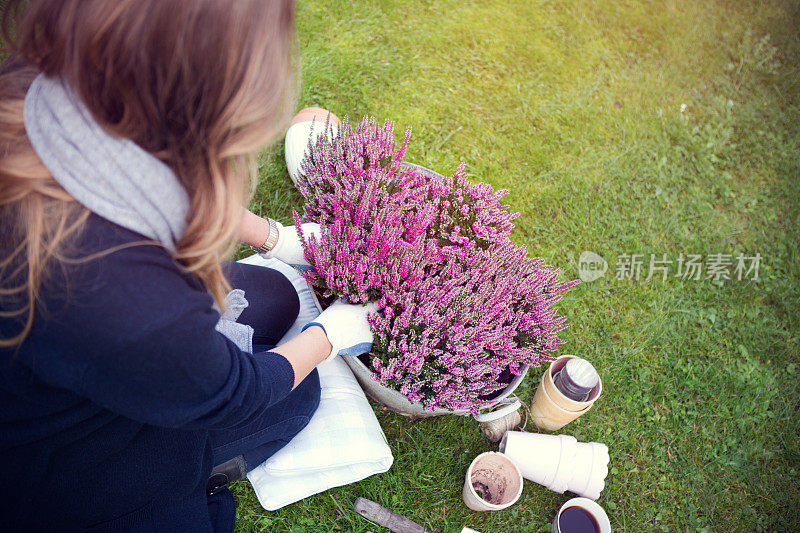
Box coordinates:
[498,432,567,488]
[548,435,579,494]
[566,442,610,500]
[462,452,523,512]
[499,431,610,500]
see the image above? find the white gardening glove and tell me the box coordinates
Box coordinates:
[302,299,379,361]
[259,221,320,268]
[285,120,339,186]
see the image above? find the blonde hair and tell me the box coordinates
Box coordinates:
[0,0,296,347]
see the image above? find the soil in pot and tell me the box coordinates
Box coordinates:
[356,352,371,368]
[478,367,515,401]
[470,468,509,505]
[312,286,336,310]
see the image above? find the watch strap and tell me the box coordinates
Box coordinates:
[253,218,280,254]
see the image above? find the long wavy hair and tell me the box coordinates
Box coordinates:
[0,0,296,347]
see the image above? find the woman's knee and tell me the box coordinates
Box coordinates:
[263,268,300,333]
[222,262,300,343]
[290,107,341,127]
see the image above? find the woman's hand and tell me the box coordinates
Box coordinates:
[262,220,320,267]
[238,208,318,267]
[270,300,378,388]
[303,299,380,361]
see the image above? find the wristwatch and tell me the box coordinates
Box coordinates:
[252,218,280,254]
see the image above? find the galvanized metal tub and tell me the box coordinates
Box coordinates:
[341,161,529,418]
[343,356,529,418]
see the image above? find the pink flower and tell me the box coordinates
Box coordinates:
[294,116,578,411]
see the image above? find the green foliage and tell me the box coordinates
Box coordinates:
[236,0,800,531]
[727,28,782,79]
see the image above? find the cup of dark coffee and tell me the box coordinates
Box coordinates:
[552,497,611,533]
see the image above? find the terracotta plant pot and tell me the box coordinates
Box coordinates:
[530,355,602,431]
[462,452,523,511]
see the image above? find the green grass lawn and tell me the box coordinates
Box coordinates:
[236,1,800,531]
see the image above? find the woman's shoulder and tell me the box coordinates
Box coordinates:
[76,212,200,283]
[1,210,220,376]
[79,211,175,257]
[40,212,211,317]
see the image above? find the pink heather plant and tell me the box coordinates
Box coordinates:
[294,116,578,411]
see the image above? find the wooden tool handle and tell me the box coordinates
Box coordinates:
[353,497,430,533]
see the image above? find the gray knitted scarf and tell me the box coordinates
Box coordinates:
[23,74,253,352]
[23,74,190,249]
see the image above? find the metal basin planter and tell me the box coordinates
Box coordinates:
[342,162,529,418]
[343,356,528,419]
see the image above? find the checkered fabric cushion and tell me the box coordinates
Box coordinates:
[237,254,393,511]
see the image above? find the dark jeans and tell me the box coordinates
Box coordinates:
[208,262,321,476]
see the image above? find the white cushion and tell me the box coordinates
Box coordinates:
[236,254,393,511]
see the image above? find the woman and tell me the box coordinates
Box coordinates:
[0,0,373,530]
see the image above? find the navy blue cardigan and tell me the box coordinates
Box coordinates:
[0,213,295,531]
